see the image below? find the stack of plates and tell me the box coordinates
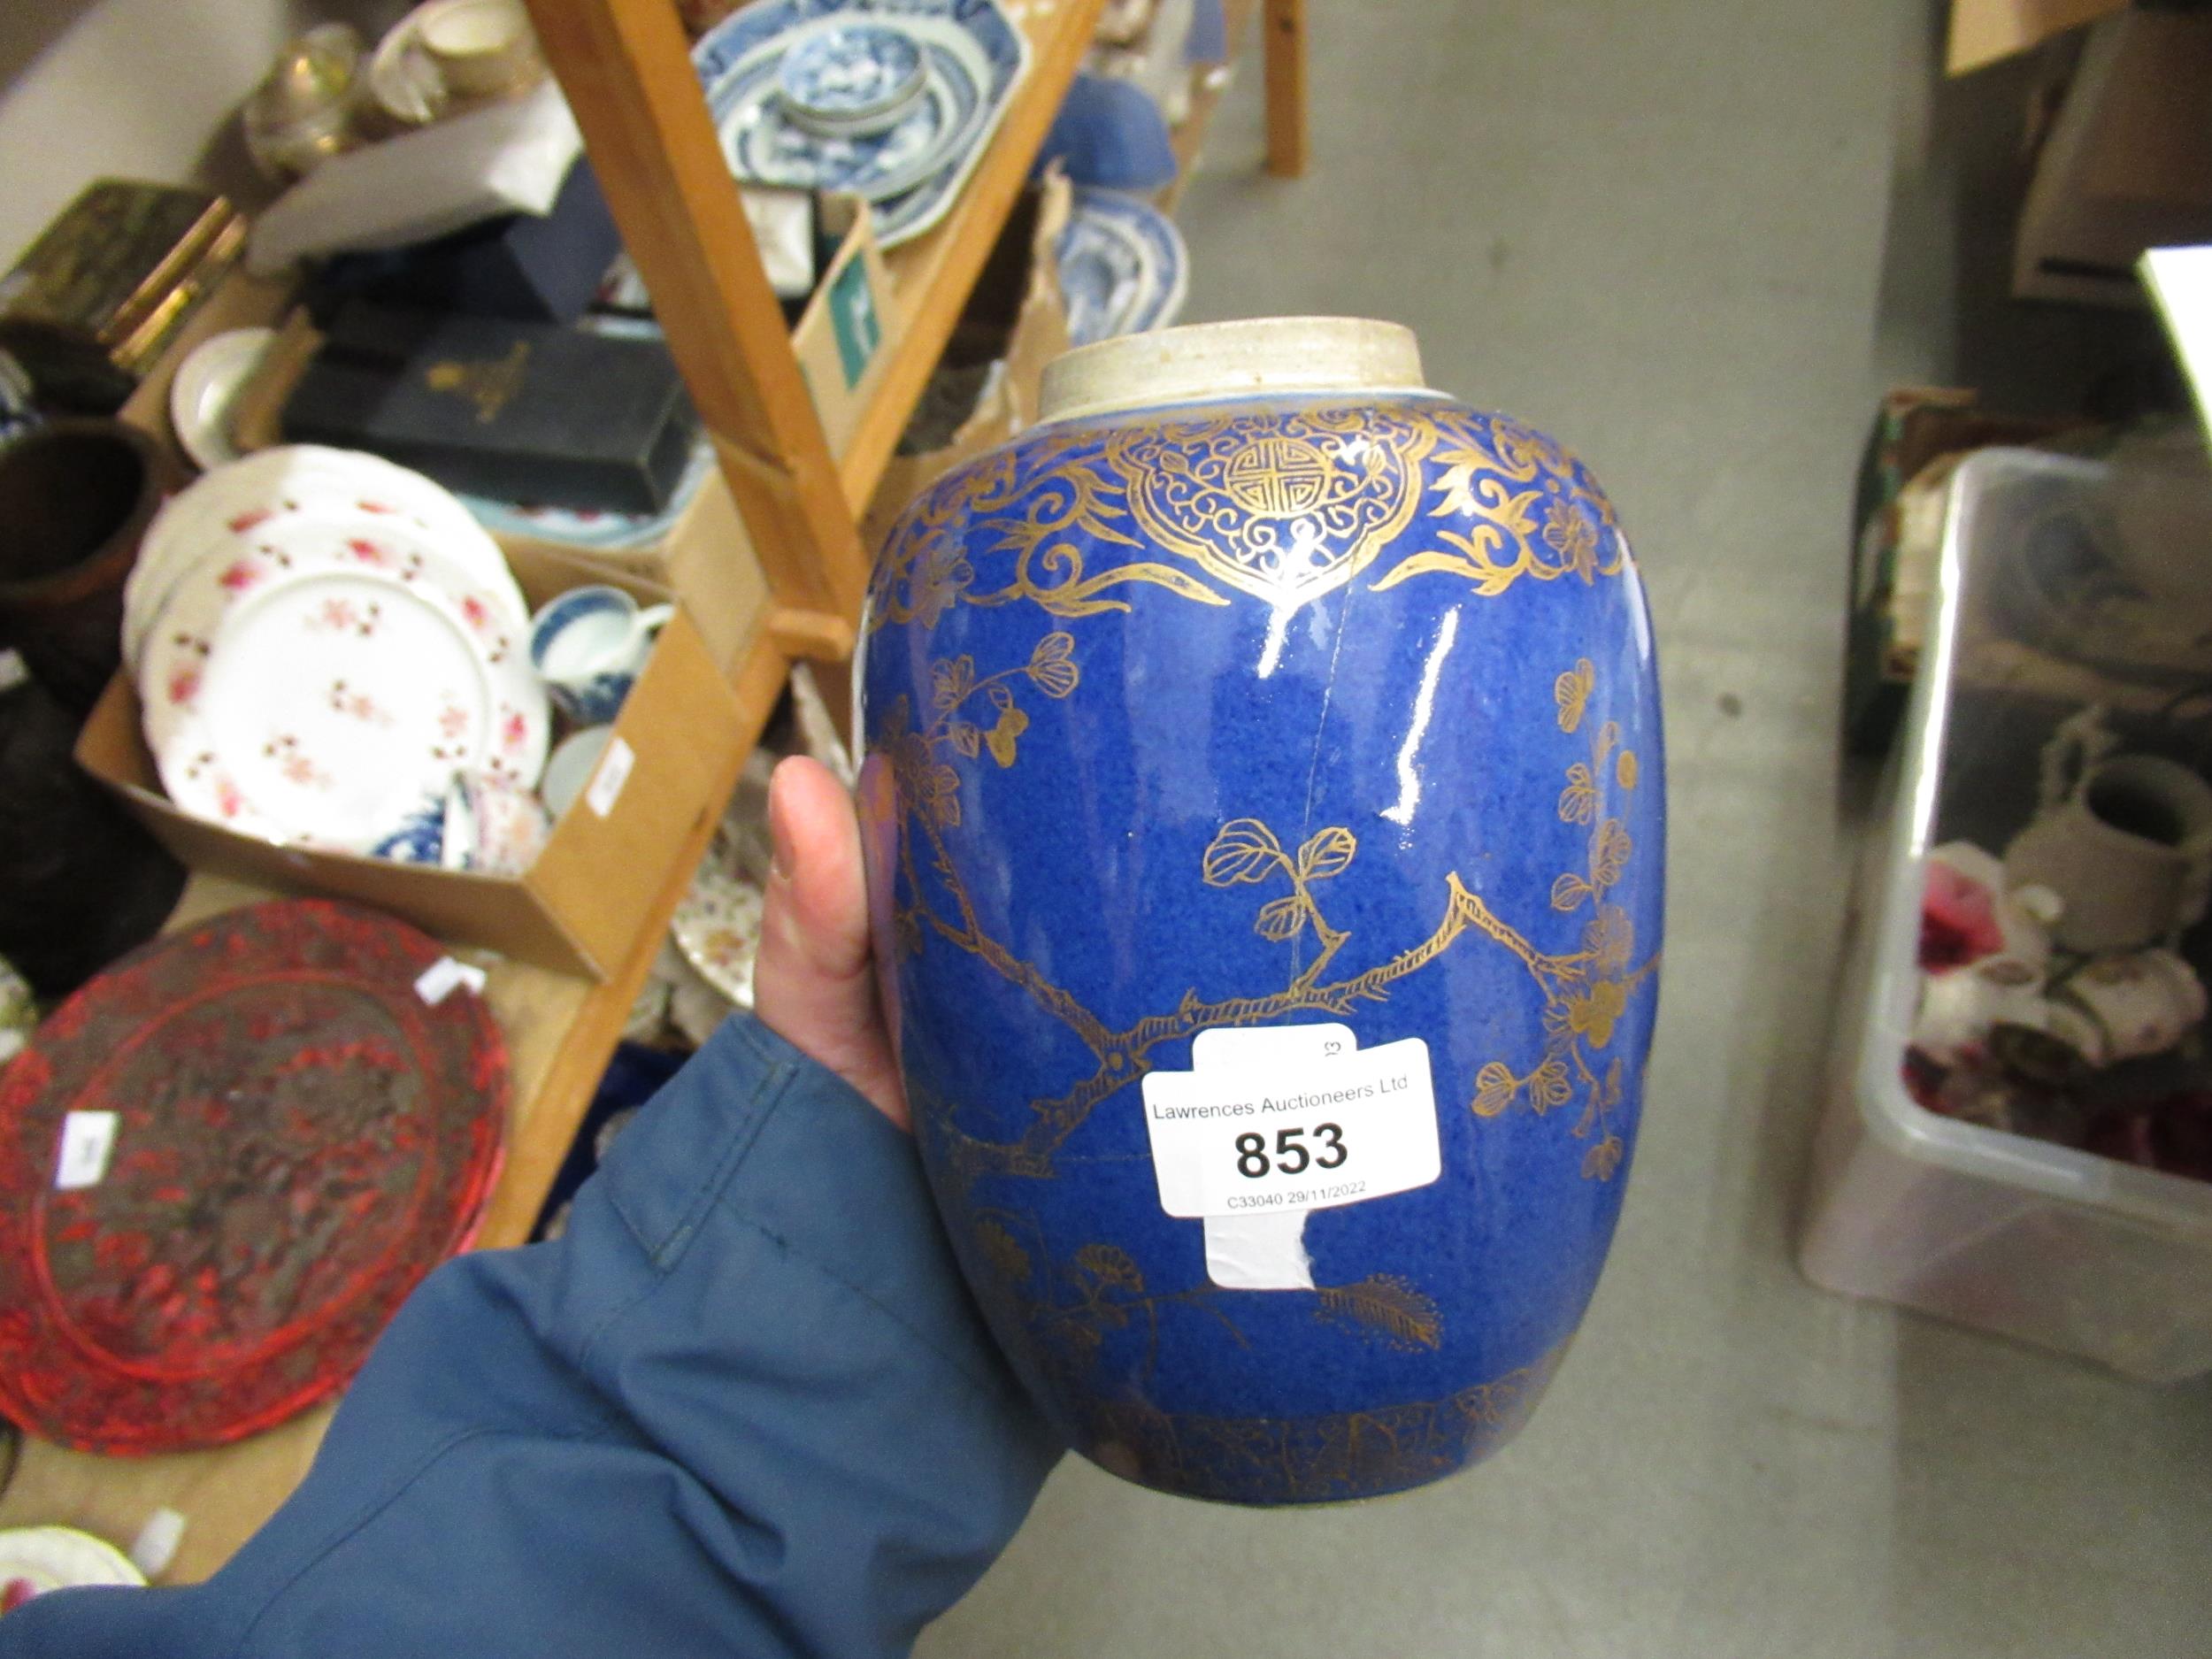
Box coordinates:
[695,0,1032,250]
[1056,188,1187,347]
[127,447,549,857]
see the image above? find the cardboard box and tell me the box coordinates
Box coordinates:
[1842,388,2083,756]
[861,177,1072,552]
[491,195,901,674]
[1947,0,2121,76]
[2015,11,2212,305]
[74,543,741,979]
[792,194,899,457]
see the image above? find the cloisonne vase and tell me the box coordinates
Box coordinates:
[856,318,1663,1505]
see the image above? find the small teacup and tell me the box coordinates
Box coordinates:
[777,22,928,137]
[446,768,552,875]
[529,586,672,726]
[2064,948,2208,1068]
[541,725,615,821]
[420,0,541,100]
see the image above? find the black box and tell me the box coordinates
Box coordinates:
[311,161,623,325]
[280,303,698,513]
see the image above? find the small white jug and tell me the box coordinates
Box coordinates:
[2004,707,2212,953]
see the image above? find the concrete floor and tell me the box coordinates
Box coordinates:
[918,2,2212,1654]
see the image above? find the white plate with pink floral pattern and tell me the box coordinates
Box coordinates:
[125,446,523,673]
[141,524,548,851]
[670,756,772,1010]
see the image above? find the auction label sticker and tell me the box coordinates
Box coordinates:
[1141,1036,1440,1219]
[54,1110,119,1191]
[1194,1025,1350,1291]
[586,736,636,819]
[413,956,488,1007]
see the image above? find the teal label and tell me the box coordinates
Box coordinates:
[828,257,881,389]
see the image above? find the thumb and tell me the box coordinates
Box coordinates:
[752,755,908,1128]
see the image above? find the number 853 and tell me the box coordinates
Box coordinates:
[1234,1124,1347,1179]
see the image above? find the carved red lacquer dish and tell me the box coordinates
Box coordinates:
[0,900,507,1453]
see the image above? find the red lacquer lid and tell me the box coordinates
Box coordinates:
[0,900,507,1453]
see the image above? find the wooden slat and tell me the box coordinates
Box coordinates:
[1262,0,1309,178]
[834,0,1109,511]
[768,604,860,663]
[471,627,793,1248]
[1156,0,1257,216]
[524,0,871,624]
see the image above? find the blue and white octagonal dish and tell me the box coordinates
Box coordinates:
[695,0,1030,248]
[859,319,1665,1505]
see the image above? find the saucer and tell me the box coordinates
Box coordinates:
[459,438,714,550]
[778,20,927,134]
[168,327,277,472]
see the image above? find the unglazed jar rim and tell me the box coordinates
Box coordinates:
[1038,317,1437,424]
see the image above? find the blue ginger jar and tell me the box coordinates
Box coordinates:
[857,319,1663,1504]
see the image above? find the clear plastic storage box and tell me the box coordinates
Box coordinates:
[1801,445,2212,1382]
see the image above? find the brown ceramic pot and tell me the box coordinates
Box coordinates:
[0,419,174,718]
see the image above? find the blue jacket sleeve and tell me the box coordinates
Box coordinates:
[0,1015,1062,1658]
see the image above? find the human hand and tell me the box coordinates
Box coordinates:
[754,755,908,1130]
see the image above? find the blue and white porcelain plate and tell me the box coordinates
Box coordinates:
[1056,188,1188,346]
[695,0,1031,249]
